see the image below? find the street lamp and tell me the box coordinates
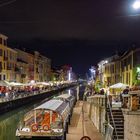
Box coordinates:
[68,72,71,81]
[132,0,140,9]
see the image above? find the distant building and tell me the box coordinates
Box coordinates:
[59,65,76,81]
[50,68,61,81]
[34,51,51,82]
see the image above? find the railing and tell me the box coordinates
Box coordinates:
[87,95,106,107]
[107,95,118,140]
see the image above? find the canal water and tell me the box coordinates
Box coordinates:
[0,87,78,140]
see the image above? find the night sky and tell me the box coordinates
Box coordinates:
[0,0,140,76]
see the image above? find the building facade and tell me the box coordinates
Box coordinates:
[103,54,120,87]
[34,51,51,82]
[15,49,29,83]
[0,33,51,83]
[97,47,140,88]
[121,48,140,86]
[15,50,51,83]
[0,34,17,81]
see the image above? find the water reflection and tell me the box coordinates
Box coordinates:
[0,105,34,140]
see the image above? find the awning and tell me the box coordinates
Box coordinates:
[109,83,129,89]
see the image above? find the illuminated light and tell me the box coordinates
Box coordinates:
[89,68,95,73]
[137,67,140,73]
[68,72,71,81]
[105,60,108,63]
[133,1,140,9]
[68,89,71,95]
[30,80,35,84]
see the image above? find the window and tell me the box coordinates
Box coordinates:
[134,50,140,67]
[0,49,2,56]
[4,39,7,46]
[3,75,6,80]
[0,62,2,69]
[0,38,2,44]
[10,51,12,60]
[4,50,5,58]
[4,63,5,70]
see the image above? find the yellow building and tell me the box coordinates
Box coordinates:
[120,50,133,86]
[99,48,140,88]
[102,54,120,87]
[0,34,17,81]
[0,34,51,83]
[120,48,140,87]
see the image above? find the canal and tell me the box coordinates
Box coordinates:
[0,86,79,140]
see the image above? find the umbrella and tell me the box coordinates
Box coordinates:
[9,82,24,86]
[109,83,129,89]
[0,80,10,86]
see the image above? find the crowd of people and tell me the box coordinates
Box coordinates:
[0,83,71,102]
[0,86,49,102]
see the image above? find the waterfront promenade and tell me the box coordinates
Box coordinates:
[67,101,104,140]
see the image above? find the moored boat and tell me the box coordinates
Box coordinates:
[16,94,75,140]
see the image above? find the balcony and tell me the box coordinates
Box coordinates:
[17,58,28,64]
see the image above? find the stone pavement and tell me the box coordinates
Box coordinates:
[67,101,104,140]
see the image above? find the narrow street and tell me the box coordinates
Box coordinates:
[67,101,104,140]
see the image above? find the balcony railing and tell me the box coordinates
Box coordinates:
[87,95,106,107]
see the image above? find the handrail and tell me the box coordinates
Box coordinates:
[107,95,118,140]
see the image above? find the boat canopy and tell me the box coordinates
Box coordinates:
[56,94,74,101]
[57,94,71,99]
[34,99,68,115]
